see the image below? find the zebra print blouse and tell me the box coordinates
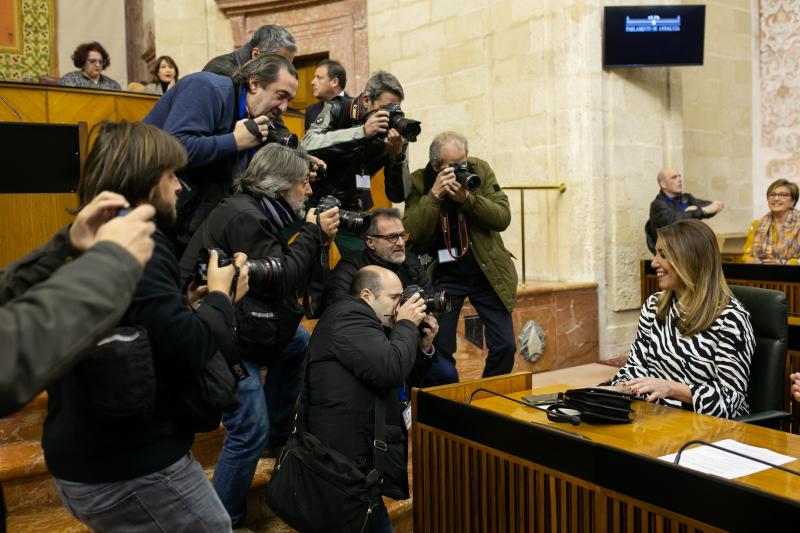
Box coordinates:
[611,293,755,418]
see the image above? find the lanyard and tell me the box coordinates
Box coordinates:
[239,87,255,167]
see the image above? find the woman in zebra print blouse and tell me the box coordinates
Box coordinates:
[610,219,755,418]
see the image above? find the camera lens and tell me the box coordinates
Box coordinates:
[245,257,284,292]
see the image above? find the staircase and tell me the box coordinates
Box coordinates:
[0,394,412,533]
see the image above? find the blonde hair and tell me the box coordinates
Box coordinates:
[655,219,732,336]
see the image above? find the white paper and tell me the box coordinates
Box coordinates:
[660,439,797,480]
[437,248,458,263]
[355,174,371,189]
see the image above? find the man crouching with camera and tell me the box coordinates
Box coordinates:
[301,266,437,532]
[404,131,518,386]
[179,143,339,528]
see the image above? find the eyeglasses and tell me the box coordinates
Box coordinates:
[369,232,408,245]
[86,58,105,66]
[768,192,792,199]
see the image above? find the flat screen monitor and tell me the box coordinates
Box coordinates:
[603,5,705,68]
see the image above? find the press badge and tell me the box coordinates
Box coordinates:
[402,405,412,431]
[355,174,371,190]
[437,248,459,263]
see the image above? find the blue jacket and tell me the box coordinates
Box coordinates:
[143,72,243,242]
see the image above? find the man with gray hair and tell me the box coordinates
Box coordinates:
[404,131,517,386]
[179,143,339,529]
[144,53,298,252]
[301,70,412,254]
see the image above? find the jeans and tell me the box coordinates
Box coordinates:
[55,453,231,533]
[423,275,516,387]
[212,325,308,527]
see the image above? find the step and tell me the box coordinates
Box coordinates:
[0,427,225,514]
[6,457,275,533]
[0,394,48,445]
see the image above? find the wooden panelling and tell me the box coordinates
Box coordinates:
[0,194,77,268]
[418,372,532,404]
[0,87,48,122]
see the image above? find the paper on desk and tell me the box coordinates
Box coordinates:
[660,439,797,479]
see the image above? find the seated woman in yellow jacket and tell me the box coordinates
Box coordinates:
[741,179,800,265]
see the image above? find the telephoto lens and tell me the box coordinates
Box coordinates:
[316,195,371,233]
[452,163,481,192]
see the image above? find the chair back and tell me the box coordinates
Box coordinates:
[729,285,788,415]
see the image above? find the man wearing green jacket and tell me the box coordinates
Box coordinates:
[404,131,517,385]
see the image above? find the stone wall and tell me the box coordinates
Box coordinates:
[367,0,755,358]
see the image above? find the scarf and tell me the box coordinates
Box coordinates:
[753,208,800,262]
[259,196,295,229]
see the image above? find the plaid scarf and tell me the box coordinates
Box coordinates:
[753,208,800,261]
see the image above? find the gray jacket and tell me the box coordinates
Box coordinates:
[0,227,142,417]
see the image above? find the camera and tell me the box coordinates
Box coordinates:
[193,248,284,292]
[399,284,452,314]
[381,103,421,143]
[316,195,371,233]
[265,129,298,149]
[452,162,481,192]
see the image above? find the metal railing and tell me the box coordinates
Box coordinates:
[503,184,567,285]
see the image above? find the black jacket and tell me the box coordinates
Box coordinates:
[179,193,324,363]
[646,192,714,252]
[42,230,234,483]
[302,296,433,498]
[326,248,432,309]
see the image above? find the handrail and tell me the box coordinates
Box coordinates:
[503,184,567,285]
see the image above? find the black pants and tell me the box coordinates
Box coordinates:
[423,273,516,386]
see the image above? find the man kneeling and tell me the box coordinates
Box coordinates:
[302,266,437,532]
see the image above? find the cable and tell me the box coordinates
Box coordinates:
[673,439,800,477]
[465,387,589,438]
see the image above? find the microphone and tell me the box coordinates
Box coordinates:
[0,94,22,121]
[673,439,800,477]
[465,387,589,437]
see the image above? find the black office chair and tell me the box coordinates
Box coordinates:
[645,221,656,255]
[729,285,790,428]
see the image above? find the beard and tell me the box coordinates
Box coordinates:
[282,188,307,219]
[148,190,177,228]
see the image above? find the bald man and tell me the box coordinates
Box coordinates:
[645,168,724,253]
[298,265,438,531]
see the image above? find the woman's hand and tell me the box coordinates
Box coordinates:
[622,377,692,404]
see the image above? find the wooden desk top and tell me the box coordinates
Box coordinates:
[471,384,800,503]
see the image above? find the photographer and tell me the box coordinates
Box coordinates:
[0,192,155,530]
[144,53,298,252]
[179,143,339,528]
[404,131,517,386]
[41,121,248,532]
[302,266,437,532]
[301,70,413,254]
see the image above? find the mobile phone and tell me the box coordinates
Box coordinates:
[521,393,561,407]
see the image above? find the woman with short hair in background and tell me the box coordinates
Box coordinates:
[610,219,755,419]
[741,178,800,265]
[145,55,179,96]
[60,41,121,91]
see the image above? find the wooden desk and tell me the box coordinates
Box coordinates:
[412,374,800,532]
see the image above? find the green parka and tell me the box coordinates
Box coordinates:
[403,156,518,311]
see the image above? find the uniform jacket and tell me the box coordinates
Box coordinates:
[300,99,409,210]
[404,156,518,311]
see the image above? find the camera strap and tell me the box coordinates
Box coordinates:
[440,211,470,261]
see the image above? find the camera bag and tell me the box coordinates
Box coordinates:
[266,388,389,533]
[550,387,635,424]
[235,295,304,363]
[171,298,248,433]
[78,325,156,420]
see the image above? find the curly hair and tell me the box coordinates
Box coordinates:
[72,41,111,70]
[151,55,179,83]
